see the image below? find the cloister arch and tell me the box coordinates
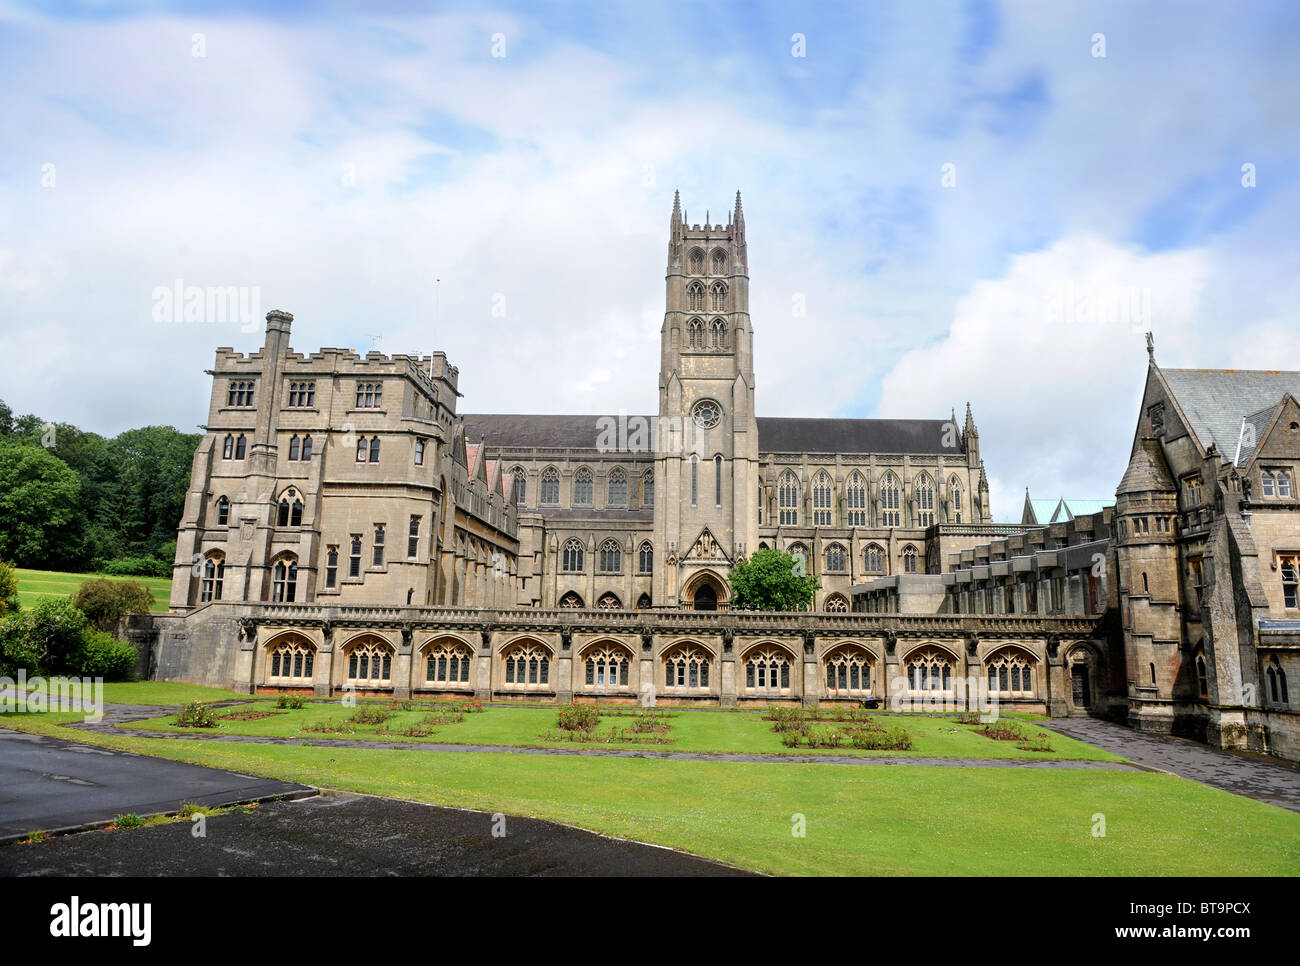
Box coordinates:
[578,640,635,693]
[682,570,728,611]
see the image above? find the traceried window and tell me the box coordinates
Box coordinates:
[267,636,314,683]
[710,281,727,311]
[1281,554,1299,608]
[812,471,833,525]
[689,249,705,274]
[1267,657,1289,705]
[642,471,654,507]
[562,539,585,573]
[540,467,560,505]
[607,468,627,507]
[557,591,584,608]
[664,645,711,691]
[227,380,255,407]
[710,318,727,348]
[846,472,868,526]
[880,473,901,527]
[502,642,551,688]
[687,318,704,348]
[916,474,935,527]
[598,538,622,573]
[355,382,383,408]
[216,496,229,526]
[687,282,705,311]
[788,542,808,575]
[573,467,593,505]
[903,545,918,574]
[638,541,653,574]
[823,593,849,612]
[200,554,225,603]
[425,640,473,687]
[906,648,954,693]
[272,557,298,602]
[287,381,315,407]
[711,247,727,273]
[825,543,846,573]
[778,470,799,525]
[863,543,884,573]
[744,646,791,694]
[277,488,303,527]
[692,400,721,429]
[985,648,1035,697]
[949,475,963,524]
[349,536,362,578]
[346,637,393,686]
[583,644,630,688]
[512,467,527,504]
[825,646,872,695]
[325,546,338,588]
[596,592,621,610]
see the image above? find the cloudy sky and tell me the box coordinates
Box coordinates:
[2,0,1298,521]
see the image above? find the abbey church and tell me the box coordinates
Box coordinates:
[144,192,1297,764]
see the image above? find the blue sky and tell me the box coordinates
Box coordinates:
[1,0,1298,519]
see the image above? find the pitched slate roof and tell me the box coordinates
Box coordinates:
[1117,438,1176,495]
[1161,368,1300,462]
[458,414,961,456]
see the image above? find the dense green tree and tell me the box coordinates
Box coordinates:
[0,559,18,615]
[108,426,200,557]
[0,438,82,567]
[728,548,821,612]
[72,578,155,632]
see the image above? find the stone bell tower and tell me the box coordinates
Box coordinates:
[654,191,759,608]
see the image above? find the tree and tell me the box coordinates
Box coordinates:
[0,559,18,616]
[728,547,820,612]
[73,578,155,632]
[0,438,82,567]
[4,597,87,674]
[107,426,201,558]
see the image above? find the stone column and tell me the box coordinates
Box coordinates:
[314,622,335,696]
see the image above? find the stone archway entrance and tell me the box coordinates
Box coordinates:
[682,571,728,611]
[1065,643,1102,716]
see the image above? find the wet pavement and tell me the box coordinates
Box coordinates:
[0,793,754,876]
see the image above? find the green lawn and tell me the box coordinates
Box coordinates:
[14,567,172,613]
[3,710,1296,876]
[101,682,251,705]
[120,701,1126,761]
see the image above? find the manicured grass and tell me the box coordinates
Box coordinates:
[120,701,1125,761]
[2,711,1296,875]
[101,681,251,705]
[14,567,172,614]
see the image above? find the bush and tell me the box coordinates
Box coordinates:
[99,557,170,578]
[0,558,18,616]
[71,629,137,680]
[276,694,305,710]
[347,705,394,725]
[113,813,144,829]
[978,720,1029,742]
[847,725,913,750]
[556,703,601,732]
[9,597,87,674]
[0,614,42,678]
[72,578,155,632]
[174,702,218,728]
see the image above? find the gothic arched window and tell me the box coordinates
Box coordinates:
[903,544,918,573]
[277,489,303,528]
[642,471,655,507]
[424,639,474,686]
[369,436,380,462]
[573,467,593,505]
[906,647,954,693]
[664,645,711,691]
[599,538,622,573]
[812,471,833,526]
[985,648,1036,697]
[824,543,846,573]
[687,282,705,312]
[846,472,867,526]
[710,318,727,348]
[881,473,901,527]
[267,635,314,683]
[779,471,799,525]
[823,593,849,612]
[638,541,653,574]
[596,591,621,610]
[949,474,963,524]
[687,318,704,348]
[825,645,872,695]
[345,636,394,686]
[200,553,225,603]
[711,247,727,273]
[744,646,792,693]
[688,249,705,274]
[916,473,935,527]
[512,466,527,504]
[584,643,631,688]
[272,556,298,603]
[540,467,560,505]
[557,591,584,608]
[863,543,884,573]
[710,281,727,311]
[502,641,552,687]
[607,468,627,507]
[561,538,585,573]
[215,496,229,526]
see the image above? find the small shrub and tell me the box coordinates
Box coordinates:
[978,720,1028,742]
[176,802,209,819]
[379,715,442,738]
[276,694,305,710]
[847,725,913,750]
[23,830,49,844]
[1016,732,1054,753]
[347,705,394,725]
[556,703,601,732]
[300,718,357,734]
[781,731,801,748]
[220,709,283,721]
[100,557,171,578]
[173,701,218,728]
[71,629,138,680]
[952,711,982,725]
[805,725,845,748]
[113,813,144,829]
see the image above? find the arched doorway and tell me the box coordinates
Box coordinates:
[683,571,727,611]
